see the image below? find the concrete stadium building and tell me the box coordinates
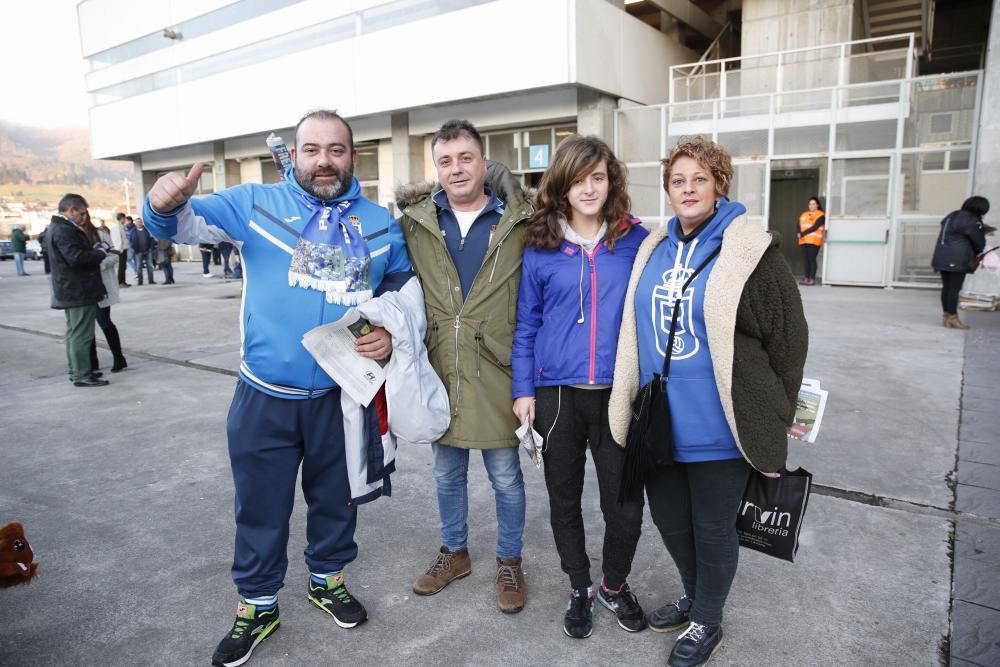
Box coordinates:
[79,0,998,286]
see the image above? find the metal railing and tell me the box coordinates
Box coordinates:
[670,33,917,105]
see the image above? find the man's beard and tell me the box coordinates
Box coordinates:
[295,165,353,201]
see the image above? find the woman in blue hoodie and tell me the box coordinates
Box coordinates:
[608,137,807,667]
[512,135,648,640]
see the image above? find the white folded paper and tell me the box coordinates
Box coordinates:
[516,419,544,469]
[301,309,385,407]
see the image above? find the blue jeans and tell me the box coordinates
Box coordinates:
[432,444,525,560]
[134,252,154,284]
[14,252,26,276]
[220,244,233,274]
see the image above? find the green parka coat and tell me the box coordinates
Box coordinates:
[395,165,533,449]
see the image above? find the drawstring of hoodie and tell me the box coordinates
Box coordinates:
[560,217,605,325]
[671,240,685,301]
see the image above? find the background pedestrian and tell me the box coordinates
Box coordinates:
[931,196,990,330]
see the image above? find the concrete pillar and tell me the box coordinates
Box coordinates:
[383,112,428,208]
[390,112,413,186]
[129,158,145,215]
[240,158,264,185]
[972,4,1000,208]
[576,89,618,144]
[377,139,395,208]
[741,0,854,56]
[225,159,240,186]
[741,0,854,94]
[423,135,436,182]
[211,141,229,191]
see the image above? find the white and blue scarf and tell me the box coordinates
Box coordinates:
[288,185,372,305]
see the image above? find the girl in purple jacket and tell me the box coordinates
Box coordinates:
[512,135,648,639]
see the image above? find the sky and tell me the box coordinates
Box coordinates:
[1,0,92,128]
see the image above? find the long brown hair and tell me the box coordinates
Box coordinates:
[79,210,100,246]
[525,135,632,250]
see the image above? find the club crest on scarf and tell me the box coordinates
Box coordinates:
[288,196,373,305]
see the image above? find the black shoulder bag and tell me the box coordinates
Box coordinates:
[619,246,722,504]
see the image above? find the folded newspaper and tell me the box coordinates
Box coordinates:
[788,378,828,444]
[516,419,544,469]
[301,309,386,407]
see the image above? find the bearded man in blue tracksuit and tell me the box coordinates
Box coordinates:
[143,110,412,667]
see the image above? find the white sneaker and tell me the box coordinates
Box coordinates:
[203,272,212,278]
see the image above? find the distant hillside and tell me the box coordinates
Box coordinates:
[0,120,132,207]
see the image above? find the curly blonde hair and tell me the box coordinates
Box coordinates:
[661,136,732,197]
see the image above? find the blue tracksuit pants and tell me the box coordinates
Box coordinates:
[226,380,358,598]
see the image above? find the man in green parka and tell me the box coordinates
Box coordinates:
[396,120,533,614]
[11,225,30,276]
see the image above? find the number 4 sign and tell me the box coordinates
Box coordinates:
[528,144,550,169]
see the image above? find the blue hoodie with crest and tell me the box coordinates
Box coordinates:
[142,168,412,399]
[634,198,745,462]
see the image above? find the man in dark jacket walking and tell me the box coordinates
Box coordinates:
[931,195,990,330]
[46,194,110,387]
[127,217,156,285]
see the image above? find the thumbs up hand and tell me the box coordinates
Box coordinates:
[149,163,205,214]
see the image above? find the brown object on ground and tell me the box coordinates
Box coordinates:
[944,313,970,330]
[412,546,471,595]
[0,522,38,588]
[495,556,526,614]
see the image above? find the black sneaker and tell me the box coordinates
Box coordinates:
[668,621,722,667]
[649,594,693,633]
[563,587,594,639]
[597,582,647,632]
[211,601,280,667]
[307,574,368,628]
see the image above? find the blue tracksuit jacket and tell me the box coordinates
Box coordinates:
[511,220,647,399]
[143,172,412,398]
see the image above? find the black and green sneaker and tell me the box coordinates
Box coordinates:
[211,601,280,667]
[307,573,368,628]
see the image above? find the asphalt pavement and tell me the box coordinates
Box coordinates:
[1,258,997,666]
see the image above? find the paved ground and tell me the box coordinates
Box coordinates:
[952,309,1000,667]
[0,259,996,666]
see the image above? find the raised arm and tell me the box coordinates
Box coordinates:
[143,162,247,245]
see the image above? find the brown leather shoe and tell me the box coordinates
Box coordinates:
[944,313,970,330]
[495,557,526,613]
[412,546,471,595]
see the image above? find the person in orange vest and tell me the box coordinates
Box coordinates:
[797,197,825,285]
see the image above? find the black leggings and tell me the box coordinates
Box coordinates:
[90,306,125,369]
[534,386,644,590]
[940,271,966,314]
[802,244,820,280]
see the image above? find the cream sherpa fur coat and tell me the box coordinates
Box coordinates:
[608,216,808,473]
